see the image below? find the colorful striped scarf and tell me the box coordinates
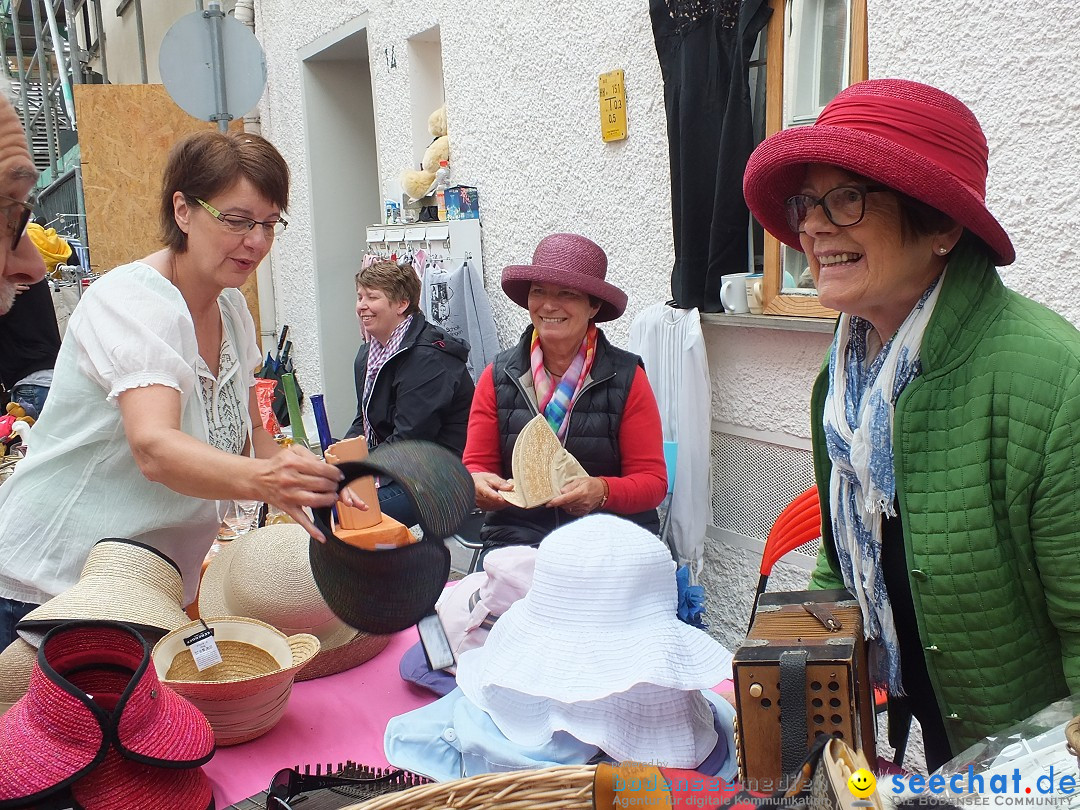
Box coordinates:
[530,323,597,440]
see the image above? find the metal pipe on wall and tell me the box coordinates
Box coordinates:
[92,0,107,82]
[43,0,76,125]
[133,0,147,83]
[9,7,32,153]
[28,0,59,174]
[63,0,82,84]
[233,0,276,345]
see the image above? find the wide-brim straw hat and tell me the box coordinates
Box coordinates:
[0,638,35,715]
[310,441,475,635]
[152,616,319,746]
[0,621,215,805]
[199,523,391,680]
[501,233,628,322]
[743,78,1015,266]
[17,538,190,647]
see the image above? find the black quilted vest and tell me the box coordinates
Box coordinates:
[480,327,661,546]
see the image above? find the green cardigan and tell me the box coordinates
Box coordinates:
[808,239,1080,753]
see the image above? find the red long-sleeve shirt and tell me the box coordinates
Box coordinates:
[463,364,668,514]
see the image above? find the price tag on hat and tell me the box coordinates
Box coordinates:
[183,621,223,671]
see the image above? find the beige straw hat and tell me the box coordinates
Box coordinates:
[0,638,36,715]
[17,539,190,647]
[152,616,319,746]
[198,524,391,680]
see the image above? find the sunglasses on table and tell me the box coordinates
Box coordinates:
[265,764,429,809]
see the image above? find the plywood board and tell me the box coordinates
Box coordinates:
[72,84,260,339]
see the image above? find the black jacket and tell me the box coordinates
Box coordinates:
[344,313,474,455]
[0,279,60,389]
[481,327,660,546]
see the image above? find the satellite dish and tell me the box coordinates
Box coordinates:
[159,10,266,123]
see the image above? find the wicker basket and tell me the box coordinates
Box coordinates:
[1066,715,1080,770]
[341,765,596,810]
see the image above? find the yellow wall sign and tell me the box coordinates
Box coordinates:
[599,69,627,142]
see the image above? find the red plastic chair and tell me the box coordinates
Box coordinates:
[746,485,822,632]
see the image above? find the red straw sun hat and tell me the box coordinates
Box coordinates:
[742,78,1014,266]
[501,233,628,322]
[70,747,214,810]
[0,621,214,805]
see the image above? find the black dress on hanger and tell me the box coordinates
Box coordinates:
[651,0,771,312]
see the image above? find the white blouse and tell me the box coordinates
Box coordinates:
[0,262,261,606]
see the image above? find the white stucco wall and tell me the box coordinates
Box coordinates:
[252,0,1079,670]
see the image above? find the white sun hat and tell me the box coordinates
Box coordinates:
[455,514,733,766]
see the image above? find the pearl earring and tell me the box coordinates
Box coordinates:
[937,246,948,255]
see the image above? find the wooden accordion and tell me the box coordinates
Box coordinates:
[733,589,875,790]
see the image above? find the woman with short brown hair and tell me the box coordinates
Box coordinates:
[0,130,345,649]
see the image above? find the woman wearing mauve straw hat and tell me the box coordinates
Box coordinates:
[743,78,1080,769]
[463,233,667,549]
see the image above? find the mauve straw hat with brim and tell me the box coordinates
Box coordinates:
[152,616,319,746]
[310,440,475,636]
[501,233,628,322]
[199,523,391,681]
[455,515,733,767]
[742,78,1015,266]
[0,621,215,805]
[17,538,190,647]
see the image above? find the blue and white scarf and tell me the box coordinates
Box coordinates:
[822,272,945,695]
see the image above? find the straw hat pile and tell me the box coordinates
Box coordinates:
[153,616,319,745]
[0,538,194,715]
[199,523,391,680]
[0,621,216,809]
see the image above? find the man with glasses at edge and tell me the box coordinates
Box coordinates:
[0,127,353,651]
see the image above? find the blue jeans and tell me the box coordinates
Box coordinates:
[378,480,418,528]
[10,383,50,420]
[0,596,37,651]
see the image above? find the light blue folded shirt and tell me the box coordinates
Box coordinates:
[385,688,600,782]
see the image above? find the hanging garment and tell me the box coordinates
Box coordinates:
[629,304,711,569]
[65,238,90,270]
[651,0,772,311]
[419,258,501,382]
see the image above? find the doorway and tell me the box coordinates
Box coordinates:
[300,18,381,436]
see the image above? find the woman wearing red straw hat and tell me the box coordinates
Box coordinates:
[0,131,348,651]
[463,233,667,550]
[744,78,1080,769]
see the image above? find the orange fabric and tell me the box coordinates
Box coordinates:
[594,762,672,809]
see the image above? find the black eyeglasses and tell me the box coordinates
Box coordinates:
[196,197,288,238]
[265,765,423,809]
[784,184,888,233]
[0,193,35,251]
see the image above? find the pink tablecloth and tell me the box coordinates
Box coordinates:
[204,629,430,807]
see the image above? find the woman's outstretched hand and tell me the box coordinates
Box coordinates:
[261,444,349,541]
